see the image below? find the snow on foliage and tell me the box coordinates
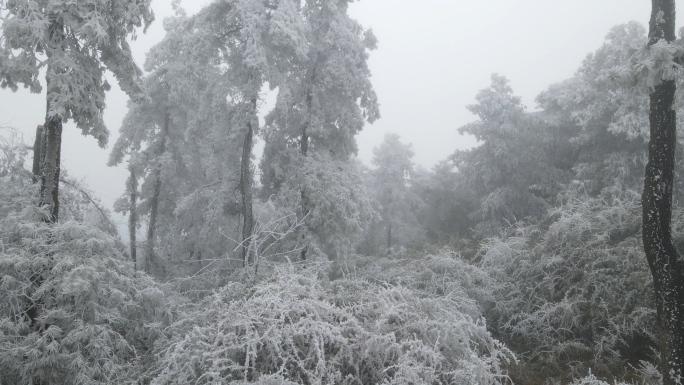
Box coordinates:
[0,0,154,145]
[265,152,377,260]
[151,254,514,384]
[0,152,173,384]
[480,185,657,383]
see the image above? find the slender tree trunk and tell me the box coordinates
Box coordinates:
[300,121,309,156]
[240,98,256,267]
[642,1,684,384]
[299,68,315,261]
[32,125,43,182]
[146,113,169,274]
[40,17,64,223]
[385,189,393,249]
[127,168,138,269]
[40,115,62,223]
[299,117,310,261]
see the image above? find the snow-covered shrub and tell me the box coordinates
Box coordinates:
[480,187,655,383]
[151,261,514,384]
[0,163,173,384]
[569,364,661,385]
[570,370,612,385]
[335,250,495,318]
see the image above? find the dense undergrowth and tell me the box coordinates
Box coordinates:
[0,173,515,383]
[0,134,666,384]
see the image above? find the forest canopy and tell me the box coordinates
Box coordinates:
[1,1,683,384]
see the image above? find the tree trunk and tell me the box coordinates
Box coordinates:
[32,125,43,182]
[299,121,309,261]
[385,188,393,250]
[40,116,62,223]
[240,99,256,267]
[299,69,315,261]
[642,1,684,384]
[146,113,169,274]
[127,168,138,269]
[40,17,64,223]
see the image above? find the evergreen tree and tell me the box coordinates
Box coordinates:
[454,75,570,236]
[536,22,650,196]
[369,133,424,250]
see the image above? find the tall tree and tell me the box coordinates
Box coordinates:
[536,22,650,196]
[454,75,570,237]
[260,0,379,260]
[0,0,153,222]
[641,1,684,383]
[109,6,242,275]
[370,133,423,249]
[111,0,310,273]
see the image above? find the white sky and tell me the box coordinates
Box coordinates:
[0,0,674,232]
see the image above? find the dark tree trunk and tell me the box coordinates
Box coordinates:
[300,126,309,156]
[32,125,43,182]
[299,122,309,261]
[40,17,64,223]
[146,113,169,274]
[128,168,138,269]
[299,72,315,261]
[642,1,684,384]
[385,188,393,250]
[240,99,256,267]
[40,115,62,223]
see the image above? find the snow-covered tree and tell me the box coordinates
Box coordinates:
[411,160,478,246]
[109,7,240,277]
[0,0,154,222]
[454,74,570,236]
[259,0,379,260]
[0,132,173,384]
[368,133,424,250]
[536,22,650,196]
[480,186,655,383]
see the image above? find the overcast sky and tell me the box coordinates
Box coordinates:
[0,0,677,231]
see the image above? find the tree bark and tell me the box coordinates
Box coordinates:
[40,116,62,223]
[642,1,684,384]
[32,125,43,182]
[146,113,169,274]
[128,168,138,269]
[299,117,309,261]
[299,66,316,261]
[40,17,64,223]
[240,98,256,267]
[385,188,393,250]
